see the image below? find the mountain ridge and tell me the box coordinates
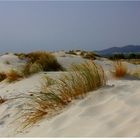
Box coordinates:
[95,45,140,56]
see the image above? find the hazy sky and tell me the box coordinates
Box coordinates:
[0,1,140,53]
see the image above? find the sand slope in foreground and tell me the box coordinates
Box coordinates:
[21,79,140,137]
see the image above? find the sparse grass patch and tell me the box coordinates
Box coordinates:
[6,69,23,83]
[112,60,127,78]
[20,60,106,128]
[20,91,66,129]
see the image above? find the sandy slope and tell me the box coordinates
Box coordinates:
[19,79,140,137]
[0,53,140,137]
[0,53,25,73]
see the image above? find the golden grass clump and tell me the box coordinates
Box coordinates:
[56,61,106,101]
[20,60,106,128]
[6,69,22,82]
[26,51,63,71]
[0,72,7,82]
[112,60,127,78]
[21,51,63,77]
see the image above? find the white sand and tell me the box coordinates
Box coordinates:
[0,53,140,137]
[18,79,140,137]
[0,53,25,73]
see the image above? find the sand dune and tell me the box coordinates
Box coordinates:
[0,52,139,137]
[20,79,140,137]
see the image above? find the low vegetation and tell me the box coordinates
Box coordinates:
[108,53,140,60]
[0,70,22,83]
[14,53,27,60]
[66,50,99,60]
[21,51,63,77]
[0,51,63,83]
[112,60,127,78]
[0,72,7,82]
[20,61,106,129]
[82,52,96,60]
[21,62,43,77]
[6,69,22,83]
[127,59,140,65]
[26,51,63,71]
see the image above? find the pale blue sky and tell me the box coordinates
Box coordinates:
[0,1,140,52]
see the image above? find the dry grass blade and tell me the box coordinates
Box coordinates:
[20,91,67,129]
[19,108,48,129]
[27,51,63,71]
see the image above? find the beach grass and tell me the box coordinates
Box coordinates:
[20,60,106,128]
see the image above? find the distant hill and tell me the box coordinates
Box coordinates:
[95,45,140,56]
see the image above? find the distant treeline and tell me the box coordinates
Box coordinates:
[108,53,140,60]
